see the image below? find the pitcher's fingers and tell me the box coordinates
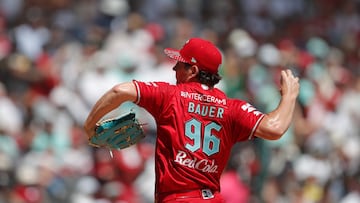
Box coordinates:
[286,69,295,78]
[281,70,288,80]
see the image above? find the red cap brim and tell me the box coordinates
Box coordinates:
[164,48,189,63]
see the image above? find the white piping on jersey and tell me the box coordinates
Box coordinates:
[134,81,141,104]
[248,114,265,140]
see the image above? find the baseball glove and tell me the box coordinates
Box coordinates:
[88,112,145,150]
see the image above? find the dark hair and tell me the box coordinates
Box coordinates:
[184,63,221,87]
[197,70,222,87]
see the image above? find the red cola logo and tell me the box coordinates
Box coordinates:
[174,150,218,173]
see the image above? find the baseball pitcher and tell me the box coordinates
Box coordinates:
[84,38,299,202]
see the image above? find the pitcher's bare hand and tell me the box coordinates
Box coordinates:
[280,69,300,99]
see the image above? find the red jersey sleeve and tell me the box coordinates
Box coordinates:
[227,99,265,142]
[133,80,174,118]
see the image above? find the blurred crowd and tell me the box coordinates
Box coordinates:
[0,0,359,203]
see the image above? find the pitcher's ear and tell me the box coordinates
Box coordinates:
[190,65,199,76]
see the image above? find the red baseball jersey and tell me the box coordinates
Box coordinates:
[133,81,264,194]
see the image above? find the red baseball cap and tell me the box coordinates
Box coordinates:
[164,38,222,74]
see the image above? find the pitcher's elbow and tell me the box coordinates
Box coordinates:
[265,126,288,140]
